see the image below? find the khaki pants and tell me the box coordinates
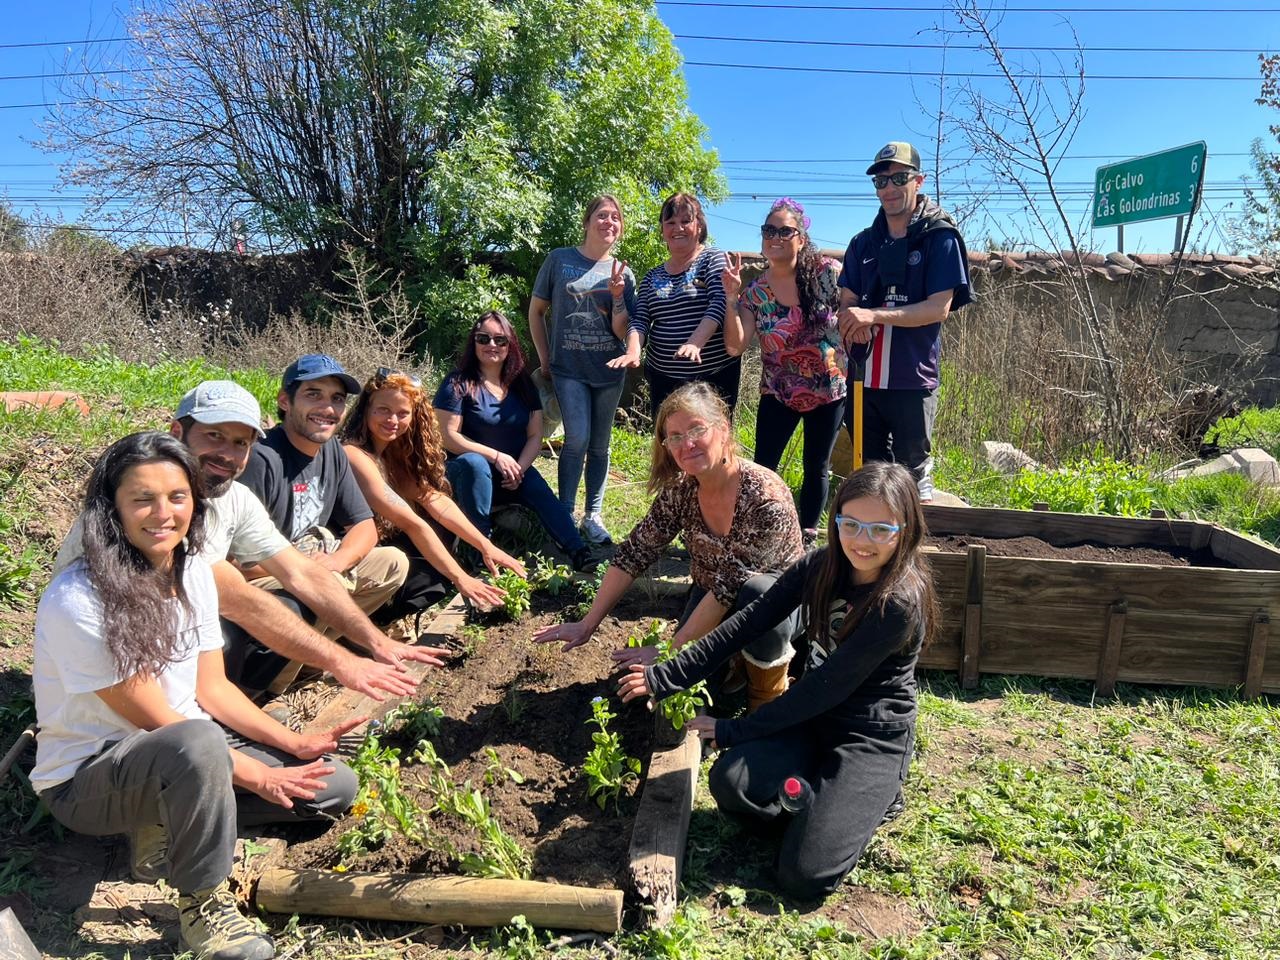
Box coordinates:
[248,545,408,694]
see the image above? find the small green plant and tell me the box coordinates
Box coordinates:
[527,552,573,596]
[483,746,525,786]
[381,699,445,742]
[335,730,427,863]
[500,684,526,724]
[651,639,711,731]
[493,568,532,620]
[1005,456,1155,516]
[625,618,667,650]
[458,622,486,657]
[483,914,543,959]
[569,561,609,619]
[413,741,531,879]
[582,696,641,811]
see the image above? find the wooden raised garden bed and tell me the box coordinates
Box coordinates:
[260,583,701,932]
[921,505,1280,697]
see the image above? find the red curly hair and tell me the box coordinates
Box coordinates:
[340,370,450,502]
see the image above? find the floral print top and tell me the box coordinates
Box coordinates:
[741,258,847,412]
[612,460,803,608]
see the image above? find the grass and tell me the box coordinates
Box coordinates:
[2,340,1280,958]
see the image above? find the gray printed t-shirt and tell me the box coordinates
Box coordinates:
[531,246,637,387]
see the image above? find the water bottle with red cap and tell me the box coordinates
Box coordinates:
[778,775,813,813]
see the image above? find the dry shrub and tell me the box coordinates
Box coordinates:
[0,242,435,384]
[940,271,1204,463]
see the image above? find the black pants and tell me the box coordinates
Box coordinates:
[646,358,743,421]
[678,572,800,669]
[220,591,316,695]
[845,387,936,499]
[370,530,450,627]
[709,720,914,901]
[754,394,846,530]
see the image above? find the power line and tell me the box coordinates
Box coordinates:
[674,33,1272,54]
[658,1,1280,12]
[0,37,130,50]
[720,153,1258,162]
[685,60,1261,81]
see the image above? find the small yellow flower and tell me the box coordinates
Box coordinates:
[368,788,380,799]
[351,801,370,818]
[333,864,348,873]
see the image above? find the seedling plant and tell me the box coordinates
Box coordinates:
[492,568,532,620]
[582,696,641,811]
[628,624,711,731]
[335,729,427,863]
[527,553,573,596]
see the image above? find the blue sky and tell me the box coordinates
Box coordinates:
[1,1,1277,256]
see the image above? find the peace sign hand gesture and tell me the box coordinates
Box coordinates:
[609,259,629,301]
[721,252,743,301]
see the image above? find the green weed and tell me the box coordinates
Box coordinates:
[382,699,445,742]
[582,696,641,812]
[482,746,524,786]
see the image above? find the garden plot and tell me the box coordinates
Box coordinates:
[280,563,688,894]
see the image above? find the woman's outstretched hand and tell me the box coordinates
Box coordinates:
[481,545,527,578]
[616,663,653,704]
[532,620,594,651]
[459,574,505,611]
[292,717,367,760]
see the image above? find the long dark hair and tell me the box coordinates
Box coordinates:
[80,432,207,679]
[768,197,834,330]
[341,369,451,500]
[802,462,938,652]
[451,311,538,409]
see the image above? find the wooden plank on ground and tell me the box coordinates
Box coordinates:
[304,594,470,747]
[628,726,701,928]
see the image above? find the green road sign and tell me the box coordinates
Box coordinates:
[1093,142,1206,228]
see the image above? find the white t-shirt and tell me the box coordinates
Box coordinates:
[53,481,289,576]
[31,556,224,793]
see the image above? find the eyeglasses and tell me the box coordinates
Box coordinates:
[834,515,901,543]
[662,423,711,448]
[872,171,917,189]
[474,333,510,347]
[374,366,422,387]
[760,224,800,240]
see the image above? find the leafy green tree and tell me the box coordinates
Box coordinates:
[48,0,724,356]
[0,205,26,253]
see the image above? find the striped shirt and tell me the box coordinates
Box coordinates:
[629,248,733,377]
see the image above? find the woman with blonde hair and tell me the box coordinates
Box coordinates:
[529,194,637,545]
[536,381,803,709]
[340,368,525,620]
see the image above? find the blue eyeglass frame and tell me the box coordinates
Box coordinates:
[833,515,901,543]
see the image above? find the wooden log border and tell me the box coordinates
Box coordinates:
[628,725,701,927]
[1095,600,1128,698]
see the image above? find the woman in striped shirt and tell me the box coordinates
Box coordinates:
[618,193,742,418]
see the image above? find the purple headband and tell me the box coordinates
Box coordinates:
[771,197,811,230]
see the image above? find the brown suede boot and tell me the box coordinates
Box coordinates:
[745,661,790,712]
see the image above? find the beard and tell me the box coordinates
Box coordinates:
[200,460,239,498]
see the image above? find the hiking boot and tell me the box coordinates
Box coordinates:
[130,822,169,883]
[579,512,613,546]
[178,881,275,960]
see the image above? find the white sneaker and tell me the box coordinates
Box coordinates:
[579,512,613,545]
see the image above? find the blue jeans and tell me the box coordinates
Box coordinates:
[446,452,585,554]
[554,376,625,516]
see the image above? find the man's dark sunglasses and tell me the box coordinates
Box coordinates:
[872,171,917,189]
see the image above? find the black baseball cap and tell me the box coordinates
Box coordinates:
[866,141,922,175]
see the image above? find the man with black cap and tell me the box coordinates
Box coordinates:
[837,141,972,500]
[237,354,413,691]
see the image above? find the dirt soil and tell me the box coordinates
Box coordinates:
[282,587,686,889]
[926,533,1228,567]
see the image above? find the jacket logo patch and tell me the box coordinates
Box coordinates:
[907,250,923,266]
